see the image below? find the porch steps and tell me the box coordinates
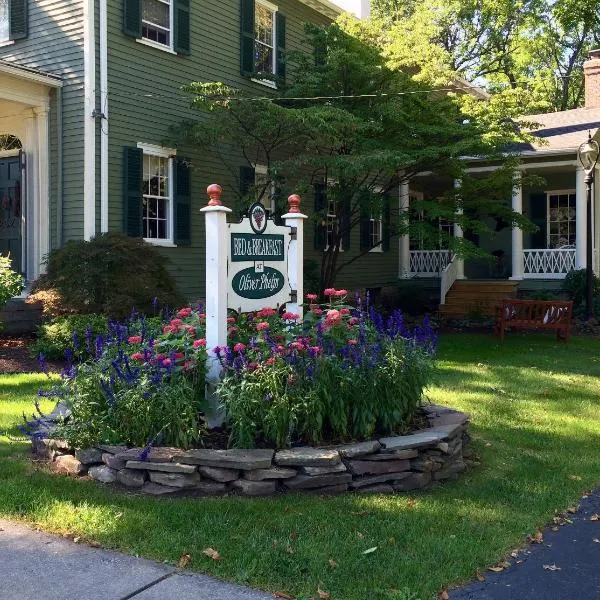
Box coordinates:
[439,280,518,319]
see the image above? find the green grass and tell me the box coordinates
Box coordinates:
[1,334,599,600]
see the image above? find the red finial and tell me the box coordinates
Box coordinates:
[288,194,301,213]
[207,184,223,206]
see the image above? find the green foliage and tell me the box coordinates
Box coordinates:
[0,255,24,310]
[562,268,600,316]
[31,314,109,361]
[30,233,183,319]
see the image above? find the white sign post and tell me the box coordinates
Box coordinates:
[201,186,305,420]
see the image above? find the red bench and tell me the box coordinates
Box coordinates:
[494,299,573,342]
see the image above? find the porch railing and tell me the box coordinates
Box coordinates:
[523,248,576,279]
[440,254,459,304]
[410,250,452,276]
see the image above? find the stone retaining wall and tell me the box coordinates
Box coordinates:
[33,404,472,497]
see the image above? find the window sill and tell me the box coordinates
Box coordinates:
[144,238,177,248]
[0,40,15,48]
[369,247,383,253]
[251,77,277,89]
[136,38,177,55]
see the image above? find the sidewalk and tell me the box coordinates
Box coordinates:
[0,519,271,600]
[449,488,600,599]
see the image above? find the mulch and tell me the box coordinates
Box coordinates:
[0,336,64,374]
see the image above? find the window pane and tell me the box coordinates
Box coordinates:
[255,4,273,45]
[0,0,8,42]
[255,43,273,75]
[143,0,169,27]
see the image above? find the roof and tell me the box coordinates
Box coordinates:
[0,60,62,87]
[298,0,343,19]
[515,107,600,153]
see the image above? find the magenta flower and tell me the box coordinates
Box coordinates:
[127,335,142,344]
[324,288,336,296]
[233,342,246,353]
[282,312,299,321]
[193,338,207,348]
[256,322,270,331]
[306,293,318,301]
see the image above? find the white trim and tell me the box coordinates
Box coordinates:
[0,62,62,88]
[257,0,278,11]
[251,77,277,89]
[137,142,176,157]
[143,239,177,247]
[0,148,20,158]
[297,0,342,18]
[136,37,177,54]
[82,0,96,241]
[0,40,15,48]
[100,0,109,233]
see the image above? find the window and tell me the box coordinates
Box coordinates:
[326,196,341,250]
[140,144,174,243]
[409,193,454,250]
[255,1,276,78]
[142,0,171,47]
[0,0,8,43]
[369,214,383,252]
[254,164,276,214]
[547,190,576,248]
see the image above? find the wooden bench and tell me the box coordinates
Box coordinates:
[494,299,573,342]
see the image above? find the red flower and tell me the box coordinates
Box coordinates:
[326,309,341,324]
[177,307,192,318]
[324,288,336,296]
[227,317,236,324]
[282,312,299,321]
[184,325,196,335]
[312,308,323,317]
[170,318,183,327]
[340,308,351,315]
[130,352,144,361]
[127,335,142,344]
[233,342,246,353]
[174,352,185,359]
[163,325,173,334]
[348,317,359,326]
[193,339,207,348]
[306,293,318,301]
[348,338,358,345]
[266,357,276,365]
[256,322,270,331]
[161,358,172,367]
[335,289,348,297]
[199,313,206,319]
[184,360,194,370]
[289,341,304,351]
[257,307,277,318]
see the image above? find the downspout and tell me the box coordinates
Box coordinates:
[99,0,109,233]
[56,86,63,247]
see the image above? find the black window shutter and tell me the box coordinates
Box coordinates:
[174,158,192,245]
[9,0,28,40]
[123,147,143,237]
[275,12,286,83]
[239,165,256,197]
[240,0,255,77]
[382,201,391,251]
[123,0,142,38]
[313,182,327,250]
[174,0,190,55]
[529,192,547,249]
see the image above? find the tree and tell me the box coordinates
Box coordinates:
[176,19,536,291]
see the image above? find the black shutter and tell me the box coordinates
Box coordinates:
[529,192,547,249]
[313,182,327,250]
[173,0,190,55]
[123,0,142,38]
[275,12,286,84]
[174,158,192,245]
[123,147,143,237]
[382,200,391,251]
[340,199,351,250]
[240,0,255,77]
[239,166,255,197]
[9,0,28,40]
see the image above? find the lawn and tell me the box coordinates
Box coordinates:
[0,333,599,600]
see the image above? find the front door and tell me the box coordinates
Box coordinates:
[0,154,24,276]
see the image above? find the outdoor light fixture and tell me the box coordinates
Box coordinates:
[577,131,599,320]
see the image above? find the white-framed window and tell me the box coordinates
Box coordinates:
[141,0,172,49]
[254,164,276,214]
[139,143,176,245]
[326,196,341,251]
[409,192,454,250]
[0,0,9,43]
[253,0,277,85]
[547,190,576,248]
[369,214,383,252]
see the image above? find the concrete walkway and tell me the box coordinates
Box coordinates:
[450,488,600,599]
[0,519,271,600]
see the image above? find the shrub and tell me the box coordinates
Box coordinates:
[0,255,24,309]
[28,233,183,318]
[562,269,600,317]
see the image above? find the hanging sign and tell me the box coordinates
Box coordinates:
[228,203,291,312]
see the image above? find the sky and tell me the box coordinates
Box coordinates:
[329,0,370,18]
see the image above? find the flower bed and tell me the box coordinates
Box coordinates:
[32,404,472,496]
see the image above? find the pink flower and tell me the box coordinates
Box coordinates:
[335,289,348,297]
[276,345,285,353]
[184,360,194,370]
[163,325,173,334]
[347,338,358,345]
[266,357,276,365]
[306,293,318,301]
[128,335,142,344]
[289,341,304,351]
[256,321,270,331]
[174,352,185,360]
[340,308,351,315]
[282,312,299,321]
[324,288,336,296]
[130,352,144,361]
[184,325,196,335]
[310,346,322,354]
[177,307,192,318]
[326,309,341,324]
[227,326,238,336]
[156,353,166,361]
[233,342,246,353]
[193,338,207,348]
[170,318,183,327]
[257,307,277,318]
[312,308,323,317]
[198,313,206,319]
[348,317,359,326]
[247,362,258,371]
[161,358,172,367]
[227,317,236,324]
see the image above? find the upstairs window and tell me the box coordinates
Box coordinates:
[0,0,28,43]
[0,0,8,42]
[255,1,275,78]
[142,0,171,47]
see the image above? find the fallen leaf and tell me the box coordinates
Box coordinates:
[476,571,485,582]
[543,564,561,571]
[438,591,449,600]
[485,442,492,447]
[362,547,378,555]
[317,586,330,599]
[356,531,364,539]
[114,512,123,519]
[73,537,81,544]
[568,475,582,481]
[567,505,579,514]
[528,531,543,544]
[178,553,192,568]
[88,541,101,548]
[286,545,294,555]
[202,548,221,561]
[590,514,600,521]
[328,559,338,569]
[273,592,292,599]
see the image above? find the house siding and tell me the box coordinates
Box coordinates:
[0,0,86,243]
[105,0,333,300]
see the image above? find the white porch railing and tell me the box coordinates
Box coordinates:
[523,248,576,279]
[410,250,452,276]
[440,254,459,304]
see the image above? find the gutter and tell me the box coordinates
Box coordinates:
[56,86,63,246]
[100,0,108,233]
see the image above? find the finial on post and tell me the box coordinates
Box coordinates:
[207,184,223,207]
[288,194,301,214]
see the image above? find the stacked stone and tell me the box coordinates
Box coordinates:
[33,405,471,497]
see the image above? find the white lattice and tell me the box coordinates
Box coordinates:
[440,254,459,304]
[410,250,452,276]
[523,249,576,279]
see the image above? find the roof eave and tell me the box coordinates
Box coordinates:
[0,60,62,87]
[297,0,343,19]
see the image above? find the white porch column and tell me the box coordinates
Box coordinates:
[453,179,465,279]
[510,181,524,280]
[282,194,307,318]
[34,106,50,276]
[399,179,410,278]
[575,166,587,269]
[200,184,231,426]
[21,109,38,282]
